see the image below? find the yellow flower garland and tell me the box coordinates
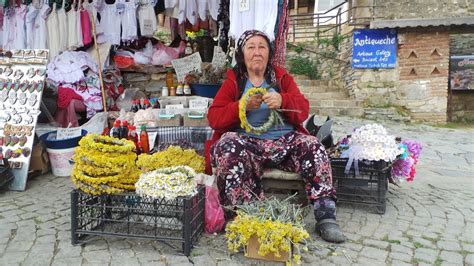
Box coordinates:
[238,87,276,134]
[72,178,125,195]
[71,133,139,195]
[71,167,140,185]
[73,162,122,176]
[79,134,136,154]
[136,145,205,173]
[74,147,137,169]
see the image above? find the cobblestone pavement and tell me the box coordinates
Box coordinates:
[1,116,473,266]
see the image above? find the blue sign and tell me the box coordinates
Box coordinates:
[352,29,397,69]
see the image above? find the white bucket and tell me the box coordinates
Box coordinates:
[46,147,76,177]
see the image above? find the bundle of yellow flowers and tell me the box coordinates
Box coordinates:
[136,145,205,173]
[71,134,140,195]
[225,196,310,265]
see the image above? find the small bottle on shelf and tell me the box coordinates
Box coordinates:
[136,141,144,155]
[185,42,193,56]
[161,86,169,97]
[169,86,176,96]
[183,84,191,96]
[142,98,151,109]
[119,121,129,139]
[110,120,121,139]
[176,83,184,96]
[140,125,150,154]
[166,70,174,88]
[128,125,138,143]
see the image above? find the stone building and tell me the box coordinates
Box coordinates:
[346,0,474,123]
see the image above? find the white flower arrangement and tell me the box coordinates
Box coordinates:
[346,123,403,162]
[135,165,198,200]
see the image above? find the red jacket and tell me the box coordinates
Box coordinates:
[204,66,310,174]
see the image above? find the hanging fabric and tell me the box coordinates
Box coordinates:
[75,1,83,47]
[99,0,121,45]
[67,0,79,49]
[229,0,278,41]
[138,0,157,37]
[12,4,27,49]
[120,0,138,41]
[32,3,50,49]
[46,2,60,58]
[2,7,13,49]
[25,4,39,49]
[80,4,92,46]
[217,0,229,52]
[272,0,289,68]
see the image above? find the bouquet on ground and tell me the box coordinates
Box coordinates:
[225,196,310,265]
[391,139,422,182]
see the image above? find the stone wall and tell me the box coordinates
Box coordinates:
[396,30,450,123]
[373,0,473,19]
[450,34,474,55]
[450,92,474,122]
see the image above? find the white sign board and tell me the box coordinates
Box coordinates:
[211,46,227,68]
[189,99,209,111]
[164,104,184,115]
[56,127,82,140]
[171,53,202,83]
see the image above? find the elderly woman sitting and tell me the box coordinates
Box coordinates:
[206,30,345,243]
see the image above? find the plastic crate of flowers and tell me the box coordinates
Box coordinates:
[329,124,422,213]
[225,196,310,264]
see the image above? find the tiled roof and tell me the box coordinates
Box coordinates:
[370,17,474,29]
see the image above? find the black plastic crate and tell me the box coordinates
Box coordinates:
[330,158,391,214]
[71,185,205,255]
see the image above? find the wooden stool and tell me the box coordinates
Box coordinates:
[213,167,308,206]
[261,169,308,206]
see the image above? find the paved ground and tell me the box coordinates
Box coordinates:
[1,116,473,266]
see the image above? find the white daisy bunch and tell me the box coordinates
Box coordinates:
[347,124,403,162]
[135,165,198,200]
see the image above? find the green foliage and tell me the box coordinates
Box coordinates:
[288,56,320,80]
[288,43,305,54]
[317,33,345,51]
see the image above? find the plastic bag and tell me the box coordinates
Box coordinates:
[151,41,185,65]
[204,186,225,233]
[133,41,154,65]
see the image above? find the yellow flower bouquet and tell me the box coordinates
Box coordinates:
[225,196,310,265]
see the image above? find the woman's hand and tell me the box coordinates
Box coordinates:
[262,92,282,109]
[246,94,263,111]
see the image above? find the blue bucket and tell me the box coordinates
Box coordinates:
[190,83,221,98]
[40,129,88,149]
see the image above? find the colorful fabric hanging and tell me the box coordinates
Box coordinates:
[272,0,289,68]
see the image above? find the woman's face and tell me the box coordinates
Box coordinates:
[243,36,269,74]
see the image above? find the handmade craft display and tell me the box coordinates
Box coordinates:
[0,49,48,191]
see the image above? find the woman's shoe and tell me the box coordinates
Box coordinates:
[315,219,346,243]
